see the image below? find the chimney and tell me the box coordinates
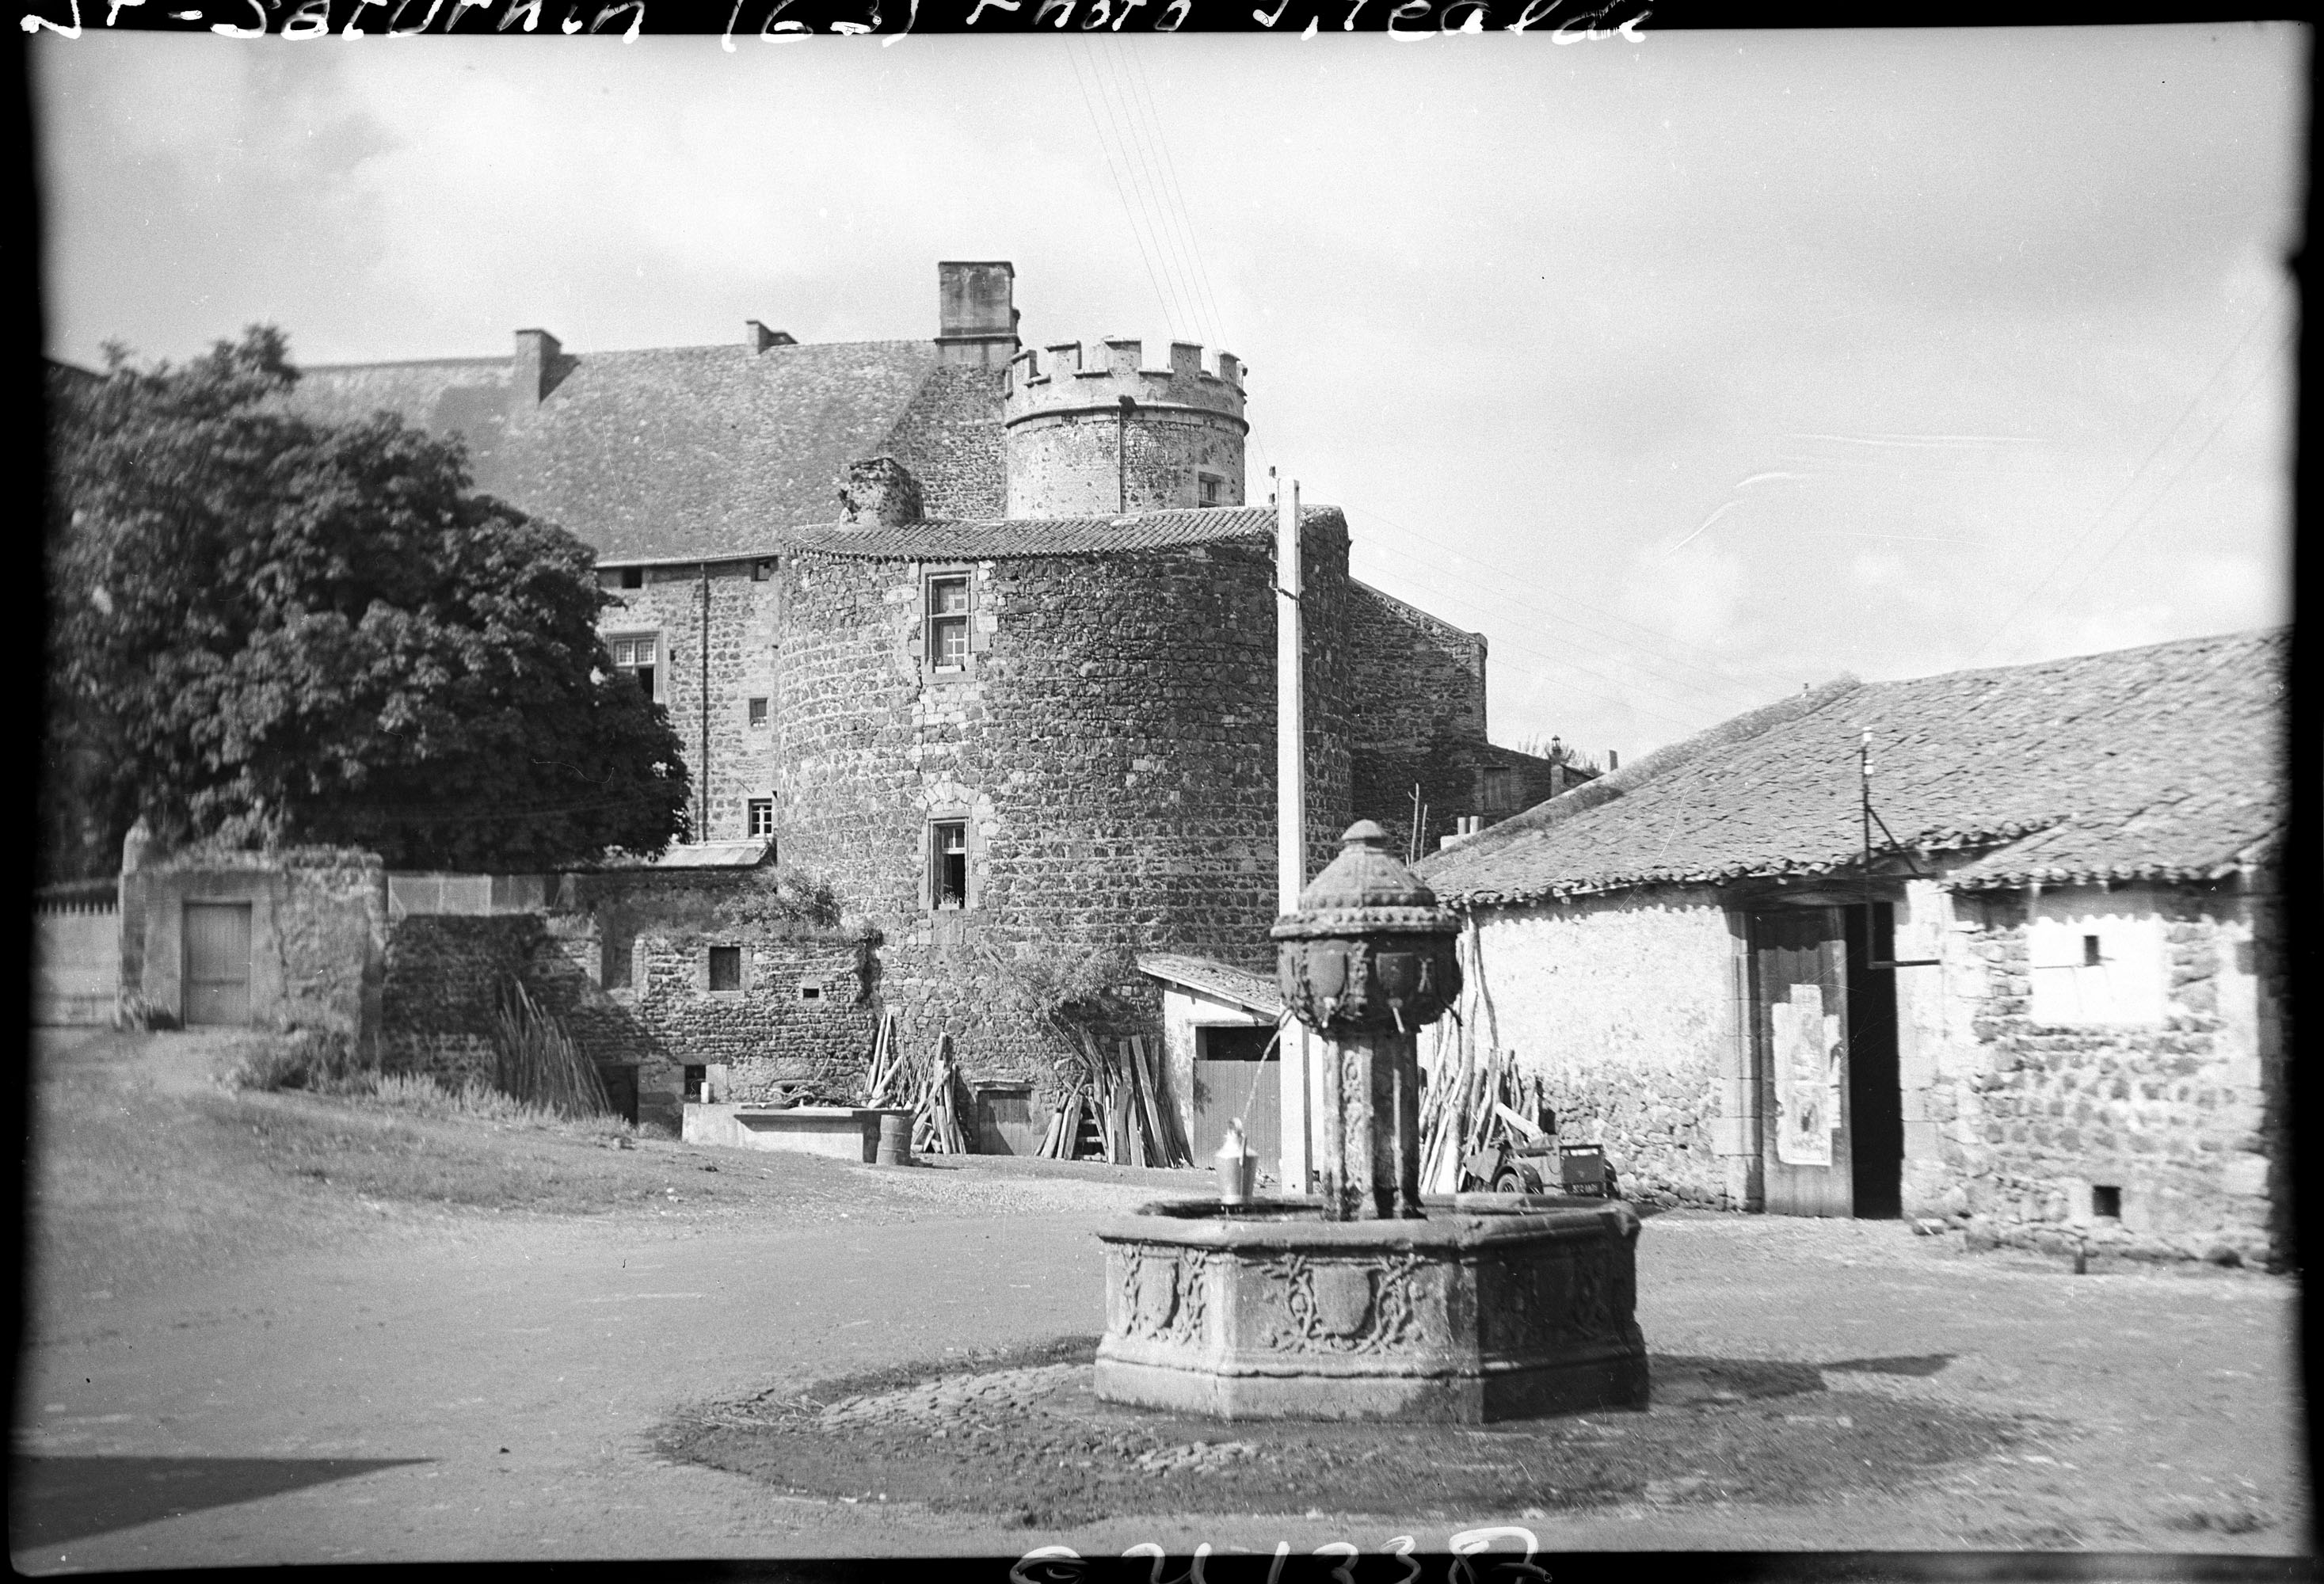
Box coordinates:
[746,320,797,352]
[836,457,924,527]
[512,328,561,406]
[1609,749,1619,771]
[935,261,1019,368]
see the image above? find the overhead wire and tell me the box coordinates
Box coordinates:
[1341,500,1800,703]
[1966,283,2294,664]
[2037,326,2295,626]
[1064,44,1182,337]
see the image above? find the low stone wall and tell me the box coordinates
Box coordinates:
[33,904,118,1026]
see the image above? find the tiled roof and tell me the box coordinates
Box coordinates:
[1419,628,2288,906]
[286,340,950,562]
[779,505,1299,562]
[1137,954,1285,1018]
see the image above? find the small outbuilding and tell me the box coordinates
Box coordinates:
[1416,629,2288,1266]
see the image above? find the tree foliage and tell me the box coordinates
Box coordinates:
[44,326,691,876]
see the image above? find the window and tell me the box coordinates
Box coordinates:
[928,575,970,670]
[747,697,769,728]
[1198,472,1222,508]
[708,946,741,992]
[798,981,824,1003]
[620,566,644,589]
[751,558,775,582]
[1480,767,1520,811]
[931,820,969,908]
[747,798,775,838]
[2092,1185,2122,1220]
[610,634,658,701]
[683,1064,707,1102]
[2082,934,2103,967]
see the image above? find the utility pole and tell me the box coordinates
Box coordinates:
[1276,475,1311,1195]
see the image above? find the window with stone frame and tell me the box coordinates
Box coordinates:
[927,573,971,671]
[747,696,769,728]
[608,634,659,702]
[1198,471,1223,508]
[747,797,775,838]
[930,820,970,909]
[708,945,742,992]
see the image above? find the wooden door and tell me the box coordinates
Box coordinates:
[1751,908,1852,1217]
[1191,1024,1280,1174]
[182,902,253,1027]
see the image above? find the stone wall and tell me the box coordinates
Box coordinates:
[1466,890,1744,1209]
[771,513,1354,1090]
[879,364,1008,520]
[1004,407,1247,519]
[594,560,782,844]
[33,904,118,1026]
[1346,581,1488,754]
[631,933,878,1116]
[1929,881,2279,1264]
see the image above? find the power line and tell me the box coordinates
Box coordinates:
[1967,284,2293,664]
[2039,326,2295,626]
[1342,506,1793,706]
[1063,45,1181,337]
[1347,531,1765,720]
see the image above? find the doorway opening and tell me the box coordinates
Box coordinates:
[1843,901,1903,1220]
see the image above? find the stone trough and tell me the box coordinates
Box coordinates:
[681,1102,912,1163]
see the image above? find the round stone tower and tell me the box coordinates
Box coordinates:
[1002,337,1248,520]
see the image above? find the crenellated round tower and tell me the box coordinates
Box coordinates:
[1002,337,1248,519]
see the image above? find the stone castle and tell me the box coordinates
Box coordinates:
[282,261,1594,1125]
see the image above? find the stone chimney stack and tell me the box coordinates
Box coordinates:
[513,328,562,406]
[746,320,797,352]
[836,457,924,527]
[935,261,1019,367]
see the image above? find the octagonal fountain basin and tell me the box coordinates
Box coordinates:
[1094,1196,1650,1423]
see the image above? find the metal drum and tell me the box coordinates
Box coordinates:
[876,1111,914,1167]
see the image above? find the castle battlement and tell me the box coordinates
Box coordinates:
[1004,337,1247,427]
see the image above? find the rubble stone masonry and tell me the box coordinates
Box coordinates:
[1930,881,2280,1263]
[773,516,1354,1095]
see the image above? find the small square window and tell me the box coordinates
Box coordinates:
[2092,1185,2122,1219]
[620,566,644,589]
[708,946,741,992]
[747,798,775,838]
[931,820,968,909]
[798,981,823,1003]
[1198,473,1222,508]
[747,697,769,728]
[2082,934,2103,967]
[683,1064,707,1102]
[928,575,970,670]
[751,558,775,582]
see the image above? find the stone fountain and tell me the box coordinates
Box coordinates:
[1093,821,1651,1422]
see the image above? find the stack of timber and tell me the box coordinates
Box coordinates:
[859,1007,907,1106]
[911,1032,970,1155]
[1419,1015,1556,1193]
[1034,1031,1192,1167]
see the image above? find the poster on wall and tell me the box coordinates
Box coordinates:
[1772,984,1843,1167]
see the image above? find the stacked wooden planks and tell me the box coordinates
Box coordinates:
[1034,1031,1191,1167]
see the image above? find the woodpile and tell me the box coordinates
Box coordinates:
[858,1011,968,1153]
[1034,1030,1191,1167]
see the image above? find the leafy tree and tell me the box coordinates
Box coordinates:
[44,326,691,877]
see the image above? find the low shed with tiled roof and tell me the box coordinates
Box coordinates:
[1412,630,2288,1267]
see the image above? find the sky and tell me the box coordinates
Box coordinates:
[33,26,2306,765]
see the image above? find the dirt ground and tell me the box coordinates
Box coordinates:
[10,1027,2311,1570]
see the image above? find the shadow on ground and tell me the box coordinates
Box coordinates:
[10,1455,430,1549]
[658,1338,2018,1529]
